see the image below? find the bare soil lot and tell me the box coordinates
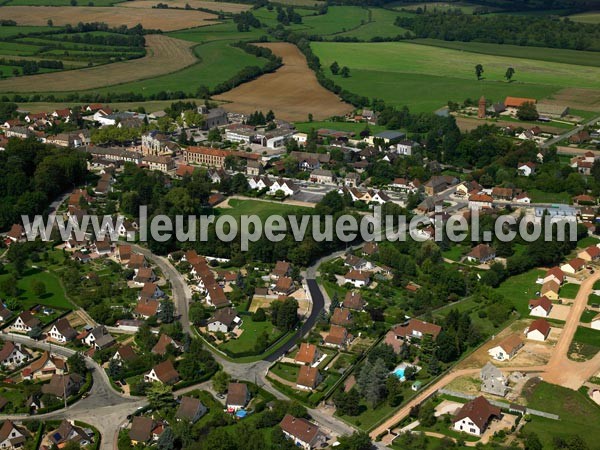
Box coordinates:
[455,116,566,134]
[215,42,353,121]
[0,6,217,31]
[0,35,196,92]
[120,0,250,12]
[546,87,600,111]
[548,304,570,321]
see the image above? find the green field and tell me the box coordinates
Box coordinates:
[523,381,600,449]
[560,283,580,299]
[391,1,487,14]
[495,268,544,316]
[528,189,573,204]
[4,0,123,4]
[580,309,597,323]
[311,41,600,111]
[269,361,300,382]
[217,198,313,221]
[0,26,59,38]
[219,318,279,355]
[569,11,600,23]
[332,9,413,40]
[0,267,73,311]
[413,39,600,67]
[168,22,267,44]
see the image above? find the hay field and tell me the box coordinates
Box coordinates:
[215,42,353,121]
[0,5,218,31]
[569,12,600,23]
[0,35,197,92]
[120,0,249,13]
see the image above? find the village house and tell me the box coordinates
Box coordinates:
[47,318,78,344]
[0,342,29,370]
[573,194,597,205]
[134,298,160,320]
[175,164,196,178]
[529,296,553,318]
[226,382,250,412]
[248,175,272,191]
[112,344,137,365]
[536,102,569,118]
[22,351,66,380]
[205,283,230,308]
[246,159,263,176]
[330,307,353,327]
[504,96,536,114]
[291,151,331,171]
[344,172,361,188]
[525,318,551,341]
[142,155,175,173]
[12,311,41,334]
[578,245,600,262]
[80,326,115,350]
[145,360,180,385]
[424,175,457,196]
[279,414,327,450]
[514,192,531,203]
[256,127,295,149]
[344,269,371,288]
[225,123,256,144]
[310,169,335,184]
[385,318,441,354]
[129,417,155,445]
[561,257,586,274]
[5,224,25,244]
[42,373,84,398]
[466,244,496,264]
[468,193,493,210]
[141,131,180,156]
[296,366,322,391]
[323,325,352,348]
[269,178,299,197]
[344,254,373,271]
[396,140,418,156]
[0,420,29,449]
[541,280,560,300]
[139,282,164,302]
[453,396,501,436]
[207,307,241,334]
[480,362,508,397]
[47,419,93,448]
[488,335,524,361]
[295,343,321,366]
[151,334,182,356]
[271,261,291,279]
[273,276,296,295]
[128,253,146,271]
[133,267,156,285]
[517,162,536,177]
[342,291,365,311]
[591,313,600,330]
[176,396,207,423]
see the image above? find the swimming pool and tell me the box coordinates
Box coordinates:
[393,366,406,380]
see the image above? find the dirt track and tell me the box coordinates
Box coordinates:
[214,42,354,121]
[0,5,216,31]
[0,35,197,93]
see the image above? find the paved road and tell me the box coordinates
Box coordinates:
[541,115,600,148]
[0,333,143,450]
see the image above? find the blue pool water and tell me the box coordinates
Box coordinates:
[393,367,406,379]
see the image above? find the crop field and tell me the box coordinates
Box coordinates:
[168,22,267,43]
[119,0,250,13]
[0,35,195,92]
[333,9,413,40]
[4,0,122,5]
[0,25,57,38]
[215,42,353,121]
[390,1,488,14]
[312,41,600,111]
[412,39,600,67]
[272,0,325,6]
[0,6,218,31]
[568,11,600,23]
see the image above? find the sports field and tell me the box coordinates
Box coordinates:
[0,5,218,31]
[312,41,600,111]
[0,35,196,92]
[215,42,353,120]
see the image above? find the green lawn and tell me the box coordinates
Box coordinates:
[523,381,600,449]
[588,293,600,306]
[269,362,300,382]
[560,283,580,299]
[0,267,73,311]
[168,22,267,44]
[580,309,597,323]
[333,9,413,41]
[572,326,600,347]
[495,268,544,316]
[442,245,467,262]
[528,189,572,204]
[219,317,279,355]
[311,41,600,112]
[217,198,313,221]
[569,326,600,360]
[577,236,600,249]
[413,38,600,67]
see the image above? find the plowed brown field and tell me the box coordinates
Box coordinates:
[0,35,197,92]
[0,5,217,31]
[120,0,249,13]
[214,42,353,121]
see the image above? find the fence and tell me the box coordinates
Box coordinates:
[438,389,559,420]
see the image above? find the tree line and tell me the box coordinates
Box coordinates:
[395,12,600,51]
